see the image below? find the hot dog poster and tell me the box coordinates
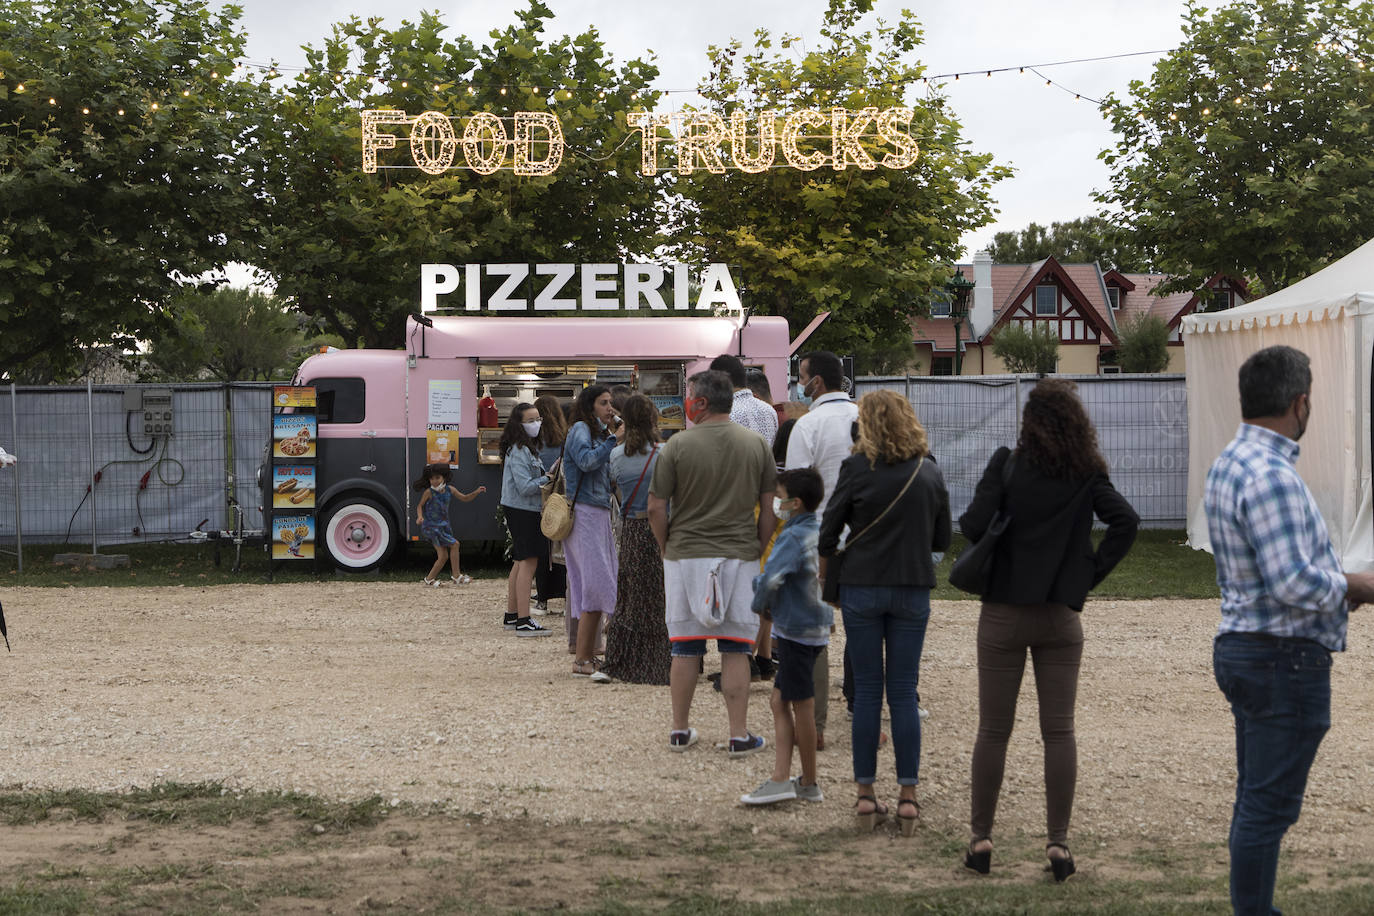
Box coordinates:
[273,415,317,459]
[272,514,315,560]
[272,466,316,508]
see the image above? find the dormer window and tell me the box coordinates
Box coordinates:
[1211,287,1231,312]
[1107,287,1120,310]
[931,298,951,318]
[1035,284,1057,316]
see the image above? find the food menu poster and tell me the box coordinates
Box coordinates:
[651,396,685,428]
[273,415,317,458]
[272,466,316,509]
[273,386,317,408]
[426,425,459,468]
[272,514,315,560]
[428,379,462,425]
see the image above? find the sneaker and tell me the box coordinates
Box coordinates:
[740,778,797,806]
[748,655,762,681]
[755,656,777,680]
[531,599,549,616]
[918,706,930,721]
[589,670,613,684]
[503,614,519,630]
[514,618,552,637]
[669,728,699,752]
[792,778,824,802]
[423,577,442,588]
[727,733,767,758]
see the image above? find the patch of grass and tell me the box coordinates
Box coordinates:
[0,885,88,915]
[931,529,1217,602]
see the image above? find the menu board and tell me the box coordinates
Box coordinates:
[271,386,317,564]
[271,514,315,559]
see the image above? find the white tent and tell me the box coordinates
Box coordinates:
[1182,237,1374,571]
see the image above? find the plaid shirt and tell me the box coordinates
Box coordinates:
[1204,423,1348,651]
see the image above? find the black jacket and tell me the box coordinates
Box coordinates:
[958,446,1139,611]
[818,453,952,588]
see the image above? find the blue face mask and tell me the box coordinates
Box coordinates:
[792,378,813,408]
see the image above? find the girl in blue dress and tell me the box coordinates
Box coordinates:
[414,463,485,586]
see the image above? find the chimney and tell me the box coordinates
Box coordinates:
[969,250,994,338]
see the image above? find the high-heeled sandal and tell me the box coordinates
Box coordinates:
[1046,843,1075,882]
[963,838,992,874]
[896,798,920,837]
[854,795,888,832]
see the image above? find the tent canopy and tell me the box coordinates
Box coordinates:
[1182,238,1374,572]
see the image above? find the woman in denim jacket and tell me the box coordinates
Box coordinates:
[499,403,557,636]
[563,384,626,676]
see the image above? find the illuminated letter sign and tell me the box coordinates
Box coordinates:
[419,263,742,315]
[362,109,565,175]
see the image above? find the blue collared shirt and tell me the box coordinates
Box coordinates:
[1204,423,1348,651]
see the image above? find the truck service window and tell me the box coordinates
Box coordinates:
[309,377,366,424]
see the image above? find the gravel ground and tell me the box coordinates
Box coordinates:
[2,582,1373,860]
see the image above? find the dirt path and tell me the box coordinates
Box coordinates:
[1,582,1373,906]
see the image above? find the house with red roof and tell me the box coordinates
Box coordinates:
[912,251,1250,375]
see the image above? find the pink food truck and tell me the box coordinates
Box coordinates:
[270,313,822,571]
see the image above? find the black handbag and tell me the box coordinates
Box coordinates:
[948,453,1016,596]
[822,457,925,603]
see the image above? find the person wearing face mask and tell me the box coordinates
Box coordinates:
[413,463,486,587]
[498,404,557,636]
[784,350,858,749]
[563,384,626,676]
[648,370,777,755]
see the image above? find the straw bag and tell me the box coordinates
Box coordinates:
[540,450,581,542]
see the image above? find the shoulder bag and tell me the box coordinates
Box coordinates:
[540,446,583,542]
[948,452,1016,596]
[822,456,925,604]
[615,445,657,550]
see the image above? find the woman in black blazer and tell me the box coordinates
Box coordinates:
[820,390,951,836]
[958,379,1138,880]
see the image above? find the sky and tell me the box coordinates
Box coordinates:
[221,0,1193,263]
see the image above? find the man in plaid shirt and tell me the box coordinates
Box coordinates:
[1205,345,1374,916]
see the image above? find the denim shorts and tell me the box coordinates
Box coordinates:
[670,638,754,658]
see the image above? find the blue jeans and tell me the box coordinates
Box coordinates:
[1213,633,1332,916]
[840,585,930,786]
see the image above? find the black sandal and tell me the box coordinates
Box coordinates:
[854,795,888,832]
[1046,843,1075,882]
[964,838,992,874]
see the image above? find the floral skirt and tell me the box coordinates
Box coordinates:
[602,518,670,685]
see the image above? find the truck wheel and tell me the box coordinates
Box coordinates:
[321,497,396,571]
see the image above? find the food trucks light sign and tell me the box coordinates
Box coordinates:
[364,108,918,176]
[420,263,742,315]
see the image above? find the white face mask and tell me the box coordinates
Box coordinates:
[522,420,542,438]
[773,496,794,520]
[431,484,445,493]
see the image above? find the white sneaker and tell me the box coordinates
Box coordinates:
[919,706,930,721]
[740,778,798,805]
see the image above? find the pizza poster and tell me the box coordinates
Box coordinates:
[273,386,317,409]
[272,514,315,560]
[427,425,459,467]
[650,396,685,429]
[273,415,317,458]
[272,466,316,509]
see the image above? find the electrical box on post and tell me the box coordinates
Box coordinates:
[123,388,174,438]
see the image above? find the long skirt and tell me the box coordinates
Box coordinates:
[563,504,617,620]
[602,518,670,685]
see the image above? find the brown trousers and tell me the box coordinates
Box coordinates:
[969,601,1083,847]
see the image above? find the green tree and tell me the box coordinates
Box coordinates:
[257,2,664,349]
[985,216,1155,272]
[1114,313,1171,373]
[0,0,273,382]
[672,0,1009,374]
[1098,0,1374,295]
[140,286,332,381]
[991,322,1058,374]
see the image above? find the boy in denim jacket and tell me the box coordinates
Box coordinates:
[740,467,832,805]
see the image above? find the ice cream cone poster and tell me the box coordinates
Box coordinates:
[272,514,315,559]
[427,425,459,467]
[272,466,316,509]
[273,415,317,459]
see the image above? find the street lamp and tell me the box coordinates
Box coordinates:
[945,267,975,375]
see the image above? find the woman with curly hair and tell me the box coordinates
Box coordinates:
[819,389,950,836]
[958,378,1138,880]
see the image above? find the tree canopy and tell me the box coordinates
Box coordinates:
[0,0,273,382]
[991,322,1058,374]
[671,0,1010,374]
[1099,0,1374,296]
[257,2,664,350]
[1114,313,1171,373]
[984,216,1154,273]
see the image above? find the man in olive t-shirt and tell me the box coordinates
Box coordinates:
[649,370,777,754]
